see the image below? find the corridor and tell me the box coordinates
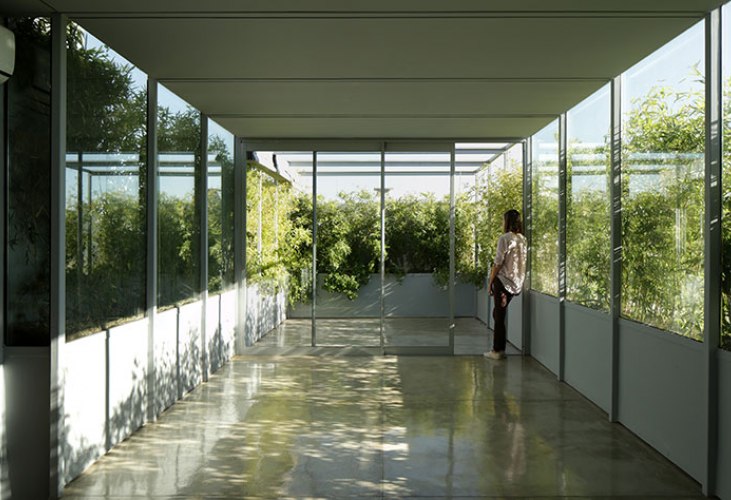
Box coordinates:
[64,354,702,499]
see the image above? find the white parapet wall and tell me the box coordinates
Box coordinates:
[61,283,286,486]
[288,273,479,318]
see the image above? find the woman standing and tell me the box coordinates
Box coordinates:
[485,209,527,360]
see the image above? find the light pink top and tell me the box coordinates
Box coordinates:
[495,231,527,295]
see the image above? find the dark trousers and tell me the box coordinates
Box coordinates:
[491,277,514,352]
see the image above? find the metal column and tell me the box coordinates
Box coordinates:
[522,139,532,355]
[380,146,386,352]
[449,146,456,353]
[145,78,159,422]
[234,138,246,353]
[609,76,623,423]
[703,7,722,496]
[311,151,318,347]
[199,115,209,380]
[558,113,567,382]
[50,13,68,499]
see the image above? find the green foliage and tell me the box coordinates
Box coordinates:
[622,82,705,340]
[472,162,524,285]
[566,144,611,311]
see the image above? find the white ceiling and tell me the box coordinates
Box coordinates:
[3,0,726,140]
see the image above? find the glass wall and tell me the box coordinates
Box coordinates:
[65,25,147,339]
[622,22,705,340]
[315,152,381,346]
[5,18,52,346]
[722,2,731,351]
[566,85,611,311]
[531,120,560,296]
[157,84,202,309]
[207,119,234,294]
[472,143,524,283]
[384,151,451,347]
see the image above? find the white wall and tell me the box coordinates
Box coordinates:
[618,320,705,482]
[564,303,611,412]
[529,292,560,375]
[289,273,478,319]
[61,284,285,487]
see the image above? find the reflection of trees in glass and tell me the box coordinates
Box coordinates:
[65,22,148,338]
[207,134,235,294]
[623,81,705,340]
[157,105,202,310]
[6,17,52,346]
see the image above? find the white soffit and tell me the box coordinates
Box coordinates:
[4,0,723,139]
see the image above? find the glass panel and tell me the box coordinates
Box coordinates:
[531,120,560,296]
[314,152,381,347]
[622,22,704,340]
[251,152,314,347]
[472,144,524,331]
[566,85,611,311]
[157,84,201,309]
[384,151,451,347]
[460,143,523,352]
[723,3,731,351]
[65,25,147,340]
[207,119,234,294]
[5,18,52,346]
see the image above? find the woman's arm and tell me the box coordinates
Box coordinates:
[488,262,503,295]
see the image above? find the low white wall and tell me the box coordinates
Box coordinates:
[618,319,705,483]
[717,350,731,499]
[529,292,560,375]
[564,303,611,413]
[289,273,478,318]
[61,283,285,487]
[245,283,286,346]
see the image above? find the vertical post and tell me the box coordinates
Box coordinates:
[274,181,279,251]
[449,146,456,354]
[380,145,386,351]
[199,115,209,381]
[0,25,5,370]
[522,139,532,355]
[86,172,92,270]
[145,78,159,422]
[234,138,246,353]
[77,153,83,277]
[558,113,567,381]
[50,13,68,499]
[703,7,722,496]
[257,171,263,266]
[311,152,318,347]
[609,75,623,423]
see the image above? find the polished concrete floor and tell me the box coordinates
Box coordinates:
[254,317,521,356]
[64,350,703,499]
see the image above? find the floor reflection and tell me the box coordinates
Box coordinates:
[254,317,518,355]
[64,355,703,499]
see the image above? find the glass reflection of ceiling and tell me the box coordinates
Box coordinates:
[263,143,517,177]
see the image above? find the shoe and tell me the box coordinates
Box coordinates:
[484,350,506,360]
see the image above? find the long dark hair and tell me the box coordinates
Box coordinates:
[503,209,523,234]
